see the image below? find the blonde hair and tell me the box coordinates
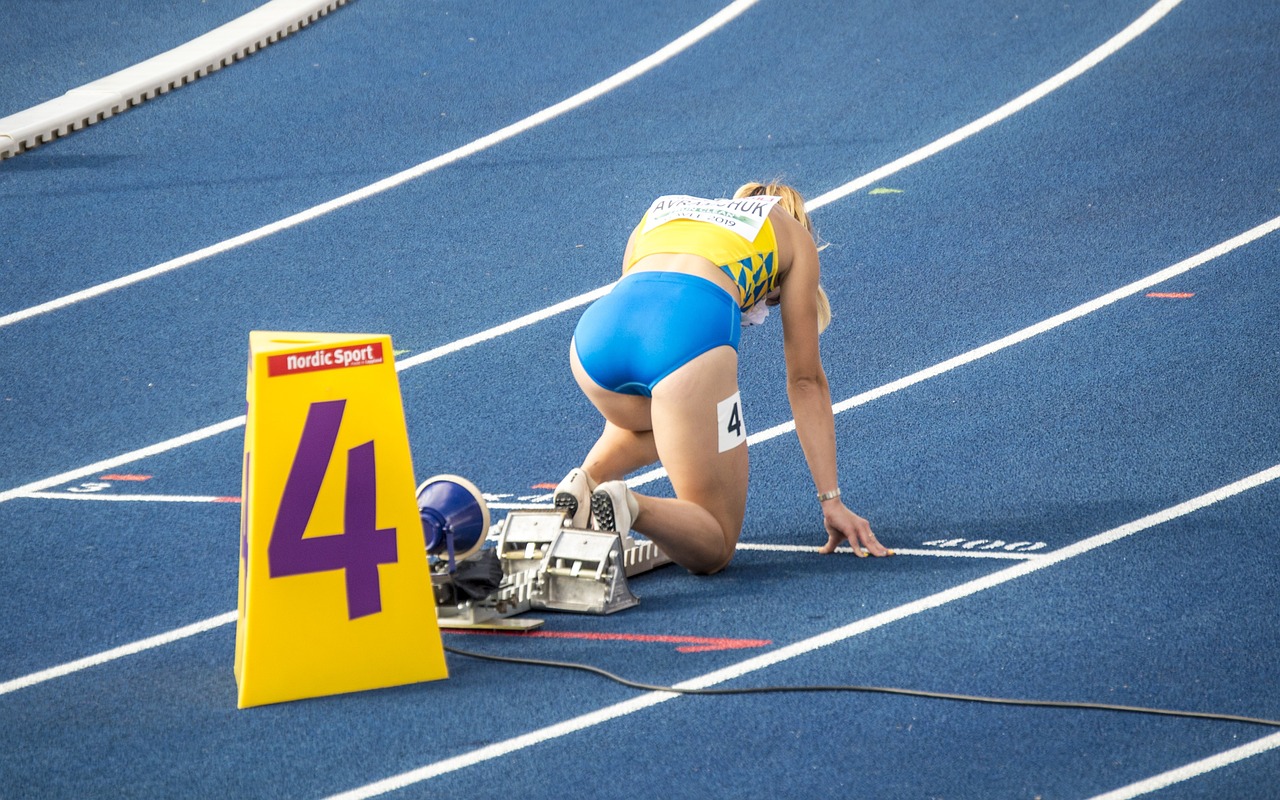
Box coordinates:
[733,181,832,333]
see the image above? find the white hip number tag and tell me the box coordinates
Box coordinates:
[717,392,747,452]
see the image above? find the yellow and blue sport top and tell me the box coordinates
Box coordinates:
[624,194,783,310]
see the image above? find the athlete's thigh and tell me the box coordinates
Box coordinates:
[570,338,653,432]
[649,346,749,536]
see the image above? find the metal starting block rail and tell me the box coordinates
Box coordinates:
[432,510,672,631]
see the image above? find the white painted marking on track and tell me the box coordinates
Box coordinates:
[319,463,1280,799]
[0,416,244,506]
[620,212,1280,490]
[394,285,612,371]
[0,0,1263,706]
[0,612,238,696]
[735,542,1042,560]
[22,188,1267,511]
[0,0,762,329]
[1,211,1275,513]
[24,492,239,504]
[0,0,1209,507]
[1087,731,1280,799]
[806,0,1186,211]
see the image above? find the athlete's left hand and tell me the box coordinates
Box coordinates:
[818,501,892,557]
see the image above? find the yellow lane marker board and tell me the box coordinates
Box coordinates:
[235,332,447,708]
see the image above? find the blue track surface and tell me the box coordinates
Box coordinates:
[2,1,1279,797]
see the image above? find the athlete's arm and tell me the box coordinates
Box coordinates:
[775,211,889,557]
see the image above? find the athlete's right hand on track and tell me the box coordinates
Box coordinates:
[818,501,893,558]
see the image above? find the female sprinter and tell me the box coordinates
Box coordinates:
[553,182,890,574]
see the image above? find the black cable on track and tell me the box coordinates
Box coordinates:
[444,645,1280,729]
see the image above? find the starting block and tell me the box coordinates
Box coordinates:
[538,528,638,614]
[431,509,673,630]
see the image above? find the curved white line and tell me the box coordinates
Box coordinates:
[326,463,1280,798]
[2,214,1275,698]
[0,0,762,329]
[24,492,239,503]
[808,0,1185,210]
[619,213,1280,489]
[0,0,1198,507]
[0,0,1239,698]
[1088,732,1280,799]
[0,612,238,696]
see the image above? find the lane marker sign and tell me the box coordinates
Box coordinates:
[235,331,447,708]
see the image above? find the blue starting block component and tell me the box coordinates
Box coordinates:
[417,474,490,569]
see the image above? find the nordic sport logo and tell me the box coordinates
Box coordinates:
[267,343,384,377]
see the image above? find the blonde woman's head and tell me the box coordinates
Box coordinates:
[734,181,815,235]
[733,181,831,333]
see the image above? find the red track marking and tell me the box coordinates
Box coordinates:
[99,474,152,481]
[214,497,242,503]
[530,482,558,490]
[447,629,770,653]
[1146,292,1195,298]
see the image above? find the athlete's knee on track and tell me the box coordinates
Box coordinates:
[691,517,741,576]
[694,549,735,576]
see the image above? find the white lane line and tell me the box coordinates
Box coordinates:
[0,0,760,329]
[0,612,238,696]
[0,0,1253,690]
[820,213,1280,419]
[735,543,1042,560]
[0,0,1184,329]
[3,227,1276,689]
[0,0,1201,504]
[322,463,1280,799]
[24,492,240,503]
[15,488,1041,560]
[17,207,1274,511]
[0,416,244,506]
[9,488,1044,559]
[2,210,1276,512]
[395,285,612,371]
[806,0,1185,210]
[1088,732,1280,799]
[617,213,1280,489]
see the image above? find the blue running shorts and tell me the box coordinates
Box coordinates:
[573,272,741,397]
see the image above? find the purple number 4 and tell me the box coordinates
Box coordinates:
[268,399,398,619]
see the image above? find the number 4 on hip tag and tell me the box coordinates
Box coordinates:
[718,392,746,453]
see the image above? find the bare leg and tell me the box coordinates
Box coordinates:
[638,346,747,573]
[569,342,747,574]
[568,344,659,484]
[581,422,659,484]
